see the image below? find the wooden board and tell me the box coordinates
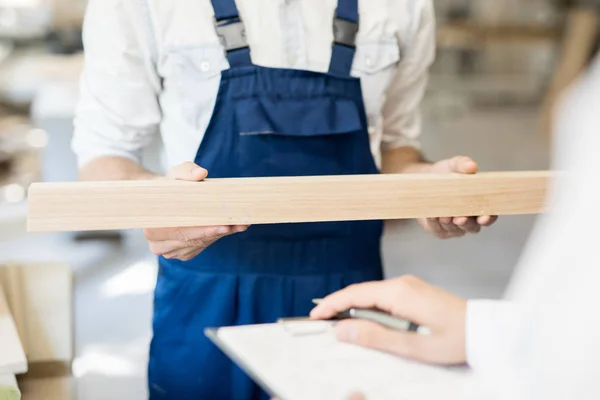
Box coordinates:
[16,362,72,400]
[27,171,552,232]
[0,285,27,375]
[0,264,73,365]
[438,21,561,48]
[17,375,70,400]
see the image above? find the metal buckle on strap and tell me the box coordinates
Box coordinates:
[333,17,359,48]
[215,17,248,52]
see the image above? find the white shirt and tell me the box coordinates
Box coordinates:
[466,53,600,399]
[71,0,435,170]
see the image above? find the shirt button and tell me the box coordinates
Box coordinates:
[365,57,374,68]
[200,61,211,72]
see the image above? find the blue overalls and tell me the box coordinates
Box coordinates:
[148,0,384,399]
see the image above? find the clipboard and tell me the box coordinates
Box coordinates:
[205,327,280,398]
[205,322,471,400]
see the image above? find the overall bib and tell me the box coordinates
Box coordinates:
[149,0,384,398]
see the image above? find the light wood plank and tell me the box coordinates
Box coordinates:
[437,21,561,48]
[0,285,27,375]
[27,171,553,232]
[0,264,73,364]
[16,362,72,400]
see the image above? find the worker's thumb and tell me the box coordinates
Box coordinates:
[433,156,478,175]
[167,162,208,181]
[345,392,366,400]
[334,319,424,360]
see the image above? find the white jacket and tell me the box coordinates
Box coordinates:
[466,53,600,400]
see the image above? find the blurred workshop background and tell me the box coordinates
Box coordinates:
[0,0,597,399]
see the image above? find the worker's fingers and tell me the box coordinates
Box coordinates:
[165,247,205,261]
[311,281,392,319]
[477,215,498,226]
[144,227,175,241]
[335,320,428,361]
[149,239,210,259]
[144,226,219,241]
[439,217,467,236]
[432,156,478,175]
[162,249,191,260]
[345,392,366,400]
[161,237,224,260]
[419,218,451,239]
[151,240,205,260]
[167,162,208,181]
[144,225,245,241]
[448,156,478,174]
[148,239,182,256]
[145,225,249,260]
[311,276,432,326]
[232,225,250,233]
[453,217,481,234]
[185,226,239,247]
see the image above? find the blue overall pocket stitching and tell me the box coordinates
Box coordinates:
[233,96,363,137]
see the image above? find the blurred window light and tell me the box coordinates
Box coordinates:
[0,0,45,7]
[72,351,136,378]
[3,183,25,203]
[26,128,48,148]
[0,8,17,27]
[100,261,158,299]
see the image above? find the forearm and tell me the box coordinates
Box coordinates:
[381,146,431,174]
[79,156,160,181]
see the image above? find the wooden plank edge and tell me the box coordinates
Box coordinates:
[26,171,554,233]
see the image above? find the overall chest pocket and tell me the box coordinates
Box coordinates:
[234,95,366,178]
[234,94,369,240]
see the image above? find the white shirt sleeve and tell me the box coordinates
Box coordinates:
[380,0,436,151]
[465,300,525,370]
[466,55,600,400]
[72,0,162,168]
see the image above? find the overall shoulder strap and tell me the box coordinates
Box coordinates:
[210,0,253,68]
[329,0,359,76]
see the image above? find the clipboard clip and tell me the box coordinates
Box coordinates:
[278,299,431,337]
[277,317,334,336]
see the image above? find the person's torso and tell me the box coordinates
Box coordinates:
[140,0,426,168]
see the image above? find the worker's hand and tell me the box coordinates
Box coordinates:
[419,156,497,239]
[310,276,467,365]
[143,162,248,261]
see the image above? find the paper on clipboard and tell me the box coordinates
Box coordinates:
[206,322,472,400]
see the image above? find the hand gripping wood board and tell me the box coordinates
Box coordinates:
[26,171,552,232]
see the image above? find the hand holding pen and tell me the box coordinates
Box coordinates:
[310,275,468,366]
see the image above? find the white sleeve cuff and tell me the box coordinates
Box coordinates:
[466,299,523,371]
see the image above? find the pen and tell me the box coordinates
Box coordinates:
[312,299,431,336]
